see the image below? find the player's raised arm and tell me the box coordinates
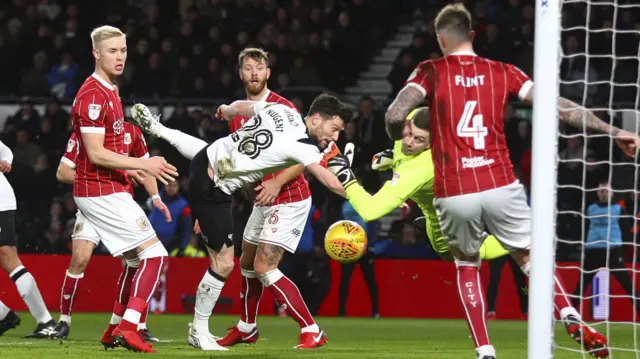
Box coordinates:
[216,100,278,121]
[522,88,640,157]
[385,62,432,140]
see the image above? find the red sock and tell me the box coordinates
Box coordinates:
[130,257,165,303]
[267,275,315,328]
[457,266,491,348]
[119,297,147,331]
[241,276,264,324]
[116,265,138,307]
[60,271,83,318]
[140,307,148,325]
[553,269,573,312]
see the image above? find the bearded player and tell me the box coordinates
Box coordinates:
[131,94,350,350]
[50,122,170,344]
[216,48,319,348]
[70,25,178,353]
[383,4,640,358]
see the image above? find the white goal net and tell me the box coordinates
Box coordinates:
[533,0,640,358]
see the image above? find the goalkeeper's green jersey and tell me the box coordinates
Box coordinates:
[345,140,447,254]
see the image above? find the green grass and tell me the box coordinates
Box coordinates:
[0,313,639,358]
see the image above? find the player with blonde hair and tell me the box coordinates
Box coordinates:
[69,25,177,353]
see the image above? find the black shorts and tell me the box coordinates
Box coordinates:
[188,146,233,252]
[0,210,17,247]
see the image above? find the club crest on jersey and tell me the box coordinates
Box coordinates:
[88,104,102,120]
[136,217,150,231]
[124,133,132,145]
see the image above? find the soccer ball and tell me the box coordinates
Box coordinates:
[324,220,368,263]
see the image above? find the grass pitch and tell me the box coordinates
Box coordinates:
[0,313,638,358]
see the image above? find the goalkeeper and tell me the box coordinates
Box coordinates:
[340,107,508,261]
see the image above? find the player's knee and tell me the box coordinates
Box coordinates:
[454,258,481,269]
[125,257,141,269]
[239,251,255,271]
[258,268,284,287]
[210,248,234,277]
[138,241,168,260]
[253,255,278,276]
[0,246,21,274]
[68,254,91,274]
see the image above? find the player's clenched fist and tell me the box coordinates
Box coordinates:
[371,149,394,171]
[327,155,356,189]
[143,156,178,185]
[0,160,11,173]
[613,129,640,158]
[216,104,236,121]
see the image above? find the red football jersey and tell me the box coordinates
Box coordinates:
[62,122,149,196]
[71,73,130,197]
[229,90,311,205]
[405,51,533,197]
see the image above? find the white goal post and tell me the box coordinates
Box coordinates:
[529,0,561,358]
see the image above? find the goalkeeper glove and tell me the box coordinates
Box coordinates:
[327,154,357,189]
[371,149,394,171]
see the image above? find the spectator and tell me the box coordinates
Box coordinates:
[21,51,50,98]
[11,130,42,170]
[48,52,79,98]
[572,181,640,314]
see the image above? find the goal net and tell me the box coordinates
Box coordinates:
[531,0,640,358]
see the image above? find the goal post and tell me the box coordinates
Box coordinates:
[529,0,561,357]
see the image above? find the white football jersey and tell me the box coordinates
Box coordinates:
[206,103,321,195]
[0,140,16,211]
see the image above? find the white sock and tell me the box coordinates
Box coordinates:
[0,301,10,320]
[59,314,71,324]
[301,324,320,334]
[237,320,256,333]
[476,344,496,358]
[138,322,147,330]
[158,127,207,160]
[560,307,581,321]
[110,314,122,325]
[122,309,142,324]
[193,269,225,331]
[10,266,52,324]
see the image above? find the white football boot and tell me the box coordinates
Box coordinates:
[187,323,227,351]
[130,103,163,137]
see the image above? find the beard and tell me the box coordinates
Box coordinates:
[243,77,267,96]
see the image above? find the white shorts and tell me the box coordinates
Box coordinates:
[74,192,156,256]
[434,181,531,256]
[71,210,100,246]
[242,197,312,253]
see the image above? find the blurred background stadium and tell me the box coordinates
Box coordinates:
[1,0,640,341]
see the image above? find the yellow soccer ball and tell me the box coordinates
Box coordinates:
[324,220,368,263]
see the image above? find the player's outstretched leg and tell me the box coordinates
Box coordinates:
[51,238,96,339]
[0,300,21,336]
[218,241,262,347]
[130,103,207,160]
[0,245,55,338]
[188,245,233,351]
[516,254,609,358]
[100,258,139,349]
[454,257,495,359]
[112,241,167,353]
[255,243,327,349]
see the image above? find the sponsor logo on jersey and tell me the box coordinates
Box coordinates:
[66,139,76,152]
[88,104,102,120]
[124,133,132,144]
[461,156,495,169]
[113,118,124,134]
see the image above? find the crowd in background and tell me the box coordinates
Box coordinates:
[0,0,639,270]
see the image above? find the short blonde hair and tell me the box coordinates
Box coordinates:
[434,3,472,40]
[90,25,126,49]
[238,47,269,67]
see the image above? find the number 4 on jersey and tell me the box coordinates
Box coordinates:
[456,101,488,150]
